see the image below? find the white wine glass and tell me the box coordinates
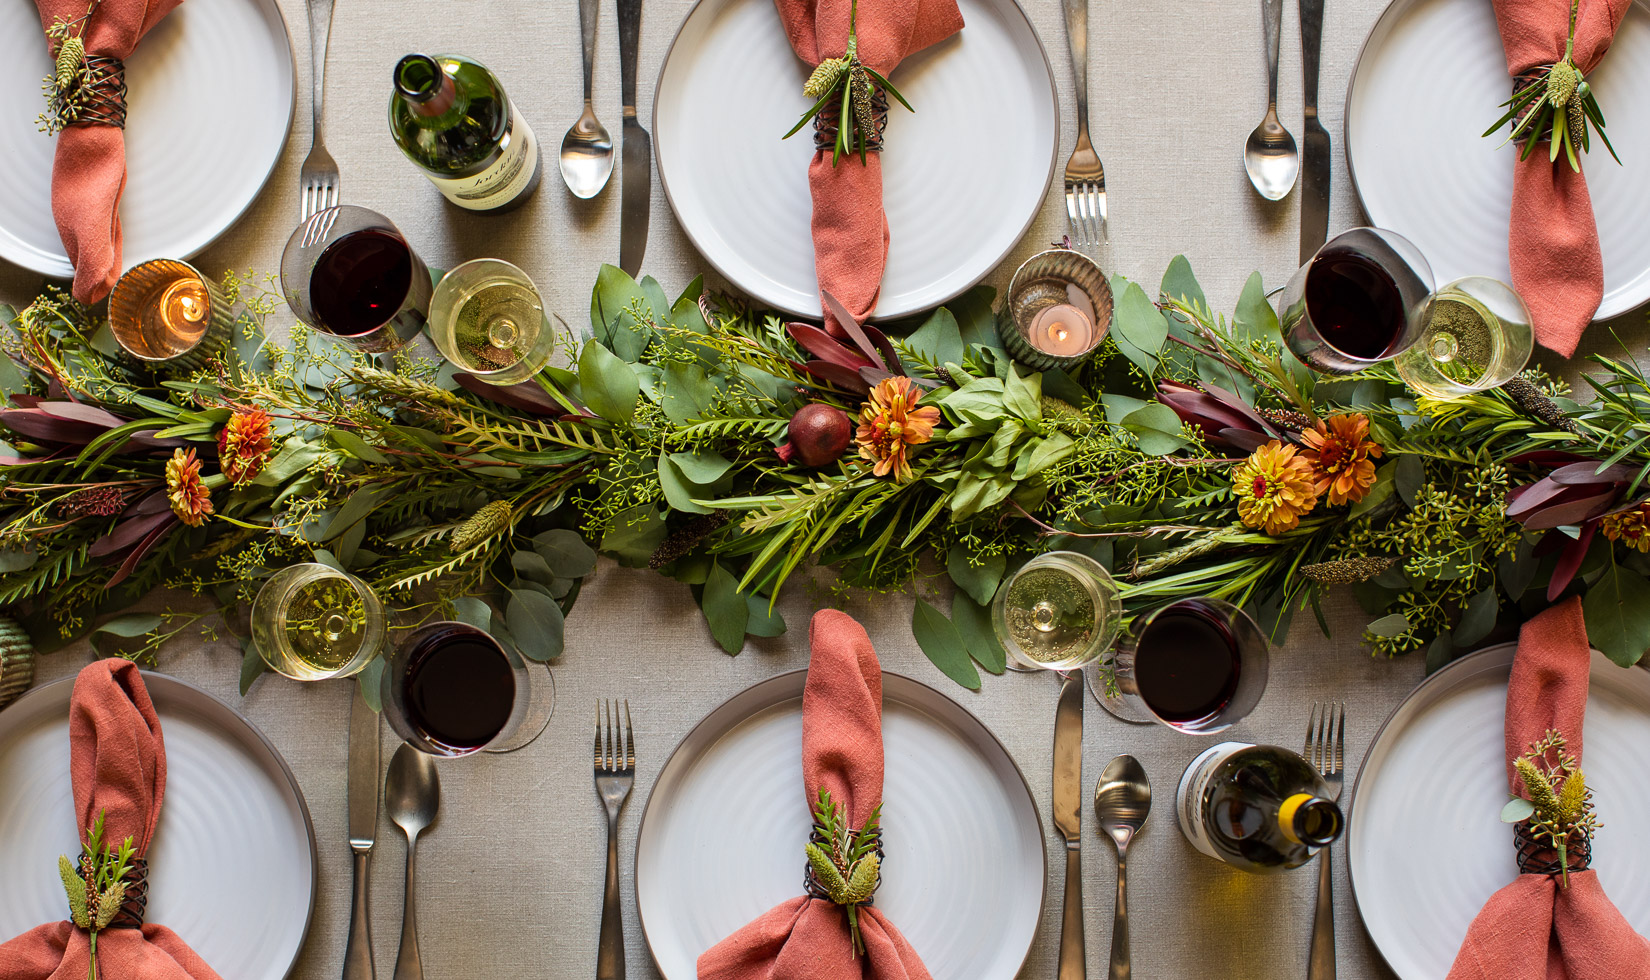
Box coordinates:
[1394,276,1533,399]
[428,258,558,385]
[251,563,386,680]
[992,551,1123,672]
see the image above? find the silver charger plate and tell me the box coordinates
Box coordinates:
[635,670,1045,979]
[1348,642,1650,978]
[0,671,316,979]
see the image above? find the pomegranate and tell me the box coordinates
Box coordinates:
[775,403,853,467]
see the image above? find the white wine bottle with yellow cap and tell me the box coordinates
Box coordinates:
[1176,742,1344,872]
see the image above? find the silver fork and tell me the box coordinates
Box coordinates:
[594,700,635,980]
[1060,0,1107,248]
[1305,701,1345,980]
[299,0,340,220]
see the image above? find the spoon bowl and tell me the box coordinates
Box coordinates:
[385,743,440,980]
[560,105,615,200]
[1245,113,1301,202]
[1095,754,1151,980]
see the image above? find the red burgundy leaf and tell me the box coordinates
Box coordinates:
[107,521,176,589]
[0,409,107,446]
[787,323,874,370]
[122,490,171,518]
[1518,487,1621,530]
[1546,461,1636,487]
[453,373,564,416]
[90,510,176,558]
[34,401,127,428]
[1547,522,1597,601]
[1505,450,1591,467]
[797,360,872,395]
[820,291,888,372]
[861,324,906,377]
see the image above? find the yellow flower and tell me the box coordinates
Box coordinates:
[165,448,213,527]
[1233,440,1319,534]
[217,408,274,486]
[1601,502,1650,552]
[1299,413,1383,506]
[855,377,940,483]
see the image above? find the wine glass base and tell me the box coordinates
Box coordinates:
[1085,663,1155,725]
[485,663,556,753]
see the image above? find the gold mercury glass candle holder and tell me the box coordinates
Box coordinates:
[107,259,233,373]
[1000,248,1114,372]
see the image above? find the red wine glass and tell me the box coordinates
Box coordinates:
[280,205,434,354]
[1280,227,1434,374]
[1094,597,1268,733]
[380,621,555,756]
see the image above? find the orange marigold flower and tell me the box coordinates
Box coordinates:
[218,408,275,486]
[1233,440,1320,535]
[1299,413,1384,506]
[855,376,940,483]
[165,448,214,527]
[1601,502,1650,553]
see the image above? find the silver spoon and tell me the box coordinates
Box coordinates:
[385,743,440,980]
[1095,755,1151,980]
[1245,0,1300,200]
[560,0,615,198]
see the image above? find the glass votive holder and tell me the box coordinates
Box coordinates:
[1393,276,1534,399]
[107,259,233,372]
[251,563,386,681]
[1000,248,1114,372]
[429,259,558,384]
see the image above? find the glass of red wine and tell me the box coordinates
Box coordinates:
[1095,597,1268,733]
[1280,227,1435,374]
[381,621,555,756]
[280,205,434,354]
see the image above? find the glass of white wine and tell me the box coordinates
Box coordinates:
[252,563,386,681]
[1394,276,1532,399]
[992,551,1123,672]
[428,258,558,385]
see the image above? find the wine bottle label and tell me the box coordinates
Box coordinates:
[425,106,540,211]
[1175,741,1252,861]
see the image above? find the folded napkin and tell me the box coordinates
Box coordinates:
[775,0,963,334]
[1446,598,1650,979]
[35,0,184,304]
[698,609,931,980]
[0,660,223,980]
[1493,0,1631,356]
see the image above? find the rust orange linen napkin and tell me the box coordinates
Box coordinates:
[34,0,183,303]
[774,0,963,334]
[1492,0,1630,355]
[0,660,223,980]
[1445,598,1650,979]
[697,609,931,980]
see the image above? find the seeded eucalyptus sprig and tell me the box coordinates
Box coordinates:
[805,789,883,955]
[58,810,136,980]
[783,0,914,165]
[1484,0,1619,172]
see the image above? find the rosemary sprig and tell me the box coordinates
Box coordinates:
[1483,0,1619,172]
[783,0,914,165]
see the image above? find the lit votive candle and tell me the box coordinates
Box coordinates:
[108,258,228,371]
[1028,287,1098,357]
[1002,249,1113,371]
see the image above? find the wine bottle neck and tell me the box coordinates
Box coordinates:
[395,54,459,118]
[1277,793,1343,847]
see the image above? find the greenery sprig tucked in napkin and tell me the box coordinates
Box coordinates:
[7,261,1650,698]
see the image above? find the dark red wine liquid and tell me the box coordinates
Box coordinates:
[1304,248,1405,359]
[404,628,515,751]
[1135,602,1241,725]
[310,229,413,336]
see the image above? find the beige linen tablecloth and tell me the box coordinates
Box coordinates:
[5,0,1646,976]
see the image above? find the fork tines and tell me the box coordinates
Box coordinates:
[1064,180,1107,248]
[594,699,635,773]
[1304,700,1345,774]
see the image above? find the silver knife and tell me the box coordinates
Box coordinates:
[1053,672,1085,980]
[1299,0,1330,263]
[617,0,650,276]
[344,689,381,980]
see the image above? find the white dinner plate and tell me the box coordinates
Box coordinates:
[635,670,1044,979]
[1346,0,1650,320]
[0,671,315,979]
[653,0,1057,320]
[0,0,295,279]
[1348,644,1650,979]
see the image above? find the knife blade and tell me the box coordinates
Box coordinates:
[617,0,650,276]
[343,689,379,980]
[1052,672,1085,980]
[1299,0,1330,263]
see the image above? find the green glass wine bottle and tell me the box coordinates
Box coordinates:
[1176,742,1344,872]
[389,53,543,213]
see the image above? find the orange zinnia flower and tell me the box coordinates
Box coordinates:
[165,448,214,527]
[218,408,275,486]
[1299,413,1383,506]
[855,377,940,483]
[1233,440,1320,534]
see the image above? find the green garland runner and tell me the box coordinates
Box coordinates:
[4,258,1650,698]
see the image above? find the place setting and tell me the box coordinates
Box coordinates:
[7,0,1650,973]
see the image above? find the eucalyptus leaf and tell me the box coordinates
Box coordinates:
[702,562,749,654]
[0,547,37,574]
[506,587,566,662]
[310,548,344,572]
[601,505,667,567]
[668,451,734,485]
[1159,255,1207,316]
[325,483,392,541]
[661,362,717,424]
[951,593,1007,674]
[1366,612,1411,637]
[947,549,1006,606]
[1121,403,1190,456]
[512,550,556,584]
[947,285,1001,350]
[92,613,163,639]
[1425,631,1454,675]
[239,640,268,696]
[355,656,385,711]
[1582,561,1650,667]
[1111,280,1169,366]
[745,594,787,637]
[579,342,640,423]
[1099,392,1147,424]
[911,599,981,690]
[1395,453,1426,508]
[1500,797,1536,823]
[659,456,715,515]
[532,528,598,578]
[1454,588,1499,648]
[330,429,388,464]
[449,596,494,631]
[904,308,964,369]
